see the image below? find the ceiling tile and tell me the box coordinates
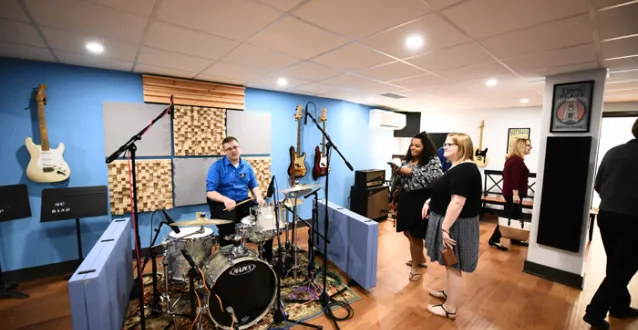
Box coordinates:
[246,75,310,90]
[24,0,148,43]
[41,27,138,62]
[272,61,344,82]
[608,69,638,82]
[156,0,282,42]
[86,0,156,17]
[361,13,471,59]
[462,74,543,99]
[479,13,593,59]
[0,0,30,22]
[606,80,638,91]
[521,61,600,79]
[597,3,638,40]
[253,0,305,12]
[248,16,349,60]
[0,41,55,62]
[143,21,239,61]
[438,61,511,81]
[0,19,46,48]
[357,61,426,81]
[418,83,476,97]
[292,83,342,95]
[292,0,432,39]
[136,64,197,79]
[389,73,448,89]
[442,0,589,39]
[406,42,494,72]
[601,35,638,60]
[319,74,377,89]
[604,93,638,102]
[424,0,465,10]
[603,55,638,71]
[222,44,301,71]
[54,50,133,71]
[349,83,408,95]
[202,61,268,84]
[503,43,597,73]
[137,46,214,73]
[194,74,246,86]
[311,43,394,71]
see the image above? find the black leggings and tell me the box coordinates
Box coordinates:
[489,196,523,243]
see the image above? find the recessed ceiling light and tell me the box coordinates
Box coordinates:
[485,78,498,86]
[405,35,424,50]
[367,96,376,103]
[277,78,287,87]
[85,41,104,54]
[520,98,530,104]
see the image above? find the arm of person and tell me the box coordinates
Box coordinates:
[509,159,523,203]
[247,166,265,205]
[441,195,466,233]
[594,155,607,194]
[205,165,236,210]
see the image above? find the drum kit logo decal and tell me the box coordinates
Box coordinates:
[230,263,257,276]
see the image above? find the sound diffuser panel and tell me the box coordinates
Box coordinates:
[173,105,226,156]
[107,159,173,215]
[537,136,592,252]
[226,110,271,155]
[173,157,220,207]
[244,157,271,198]
[102,102,172,157]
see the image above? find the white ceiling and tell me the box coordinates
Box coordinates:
[1,0,638,111]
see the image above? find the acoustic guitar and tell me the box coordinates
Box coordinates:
[288,106,307,185]
[25,84,71,183]
[312,108,329,180]
[474,119,488,167]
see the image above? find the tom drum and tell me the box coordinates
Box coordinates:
[164,226,216,282]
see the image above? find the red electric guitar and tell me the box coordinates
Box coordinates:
[312,108,329,180]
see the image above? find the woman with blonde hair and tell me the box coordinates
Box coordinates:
[488,138,532,251]
[422,133,483,320]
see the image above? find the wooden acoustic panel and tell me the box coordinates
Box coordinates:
[244,157,271,198]
[108,159,173,215]
[142,75,245,110]
[173,105,226,156]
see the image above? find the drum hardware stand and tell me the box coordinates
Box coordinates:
[304,102,354,330]
[106,95,174,330]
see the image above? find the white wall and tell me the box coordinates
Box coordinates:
[369,127,396,181]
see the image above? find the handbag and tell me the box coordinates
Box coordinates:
[498,202,530,241]
[441,248,458,266]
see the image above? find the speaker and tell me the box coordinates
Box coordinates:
[354,169,385,188]
[349,185,389,221]
[537,136,592,252]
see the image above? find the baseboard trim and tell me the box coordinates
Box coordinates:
[3,259,79,283]
[523,260,583,290]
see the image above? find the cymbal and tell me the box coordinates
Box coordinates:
[283,198,304,208]
[279,184,321,194]
[169,218,233,227]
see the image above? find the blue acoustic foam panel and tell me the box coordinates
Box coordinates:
[102,101,172,157]
[226,110,271,155]
[68,217,133,330]
[316,200,379,290]
[173,157,220,207]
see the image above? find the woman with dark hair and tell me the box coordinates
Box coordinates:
[391,131,443,280]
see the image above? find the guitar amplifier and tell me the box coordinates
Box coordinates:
[349,185,389,221]
[354,169,385,188]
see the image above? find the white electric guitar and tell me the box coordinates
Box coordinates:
[25,84,71,183]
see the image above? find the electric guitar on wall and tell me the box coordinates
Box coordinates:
[312,108,329,180]
[25,84,71,183]
[288,106,307,185]
[474,119,488,167]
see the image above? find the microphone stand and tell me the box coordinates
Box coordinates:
[304,102,353,329]
[106,95,174,330]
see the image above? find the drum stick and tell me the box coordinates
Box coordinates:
[223,197,254,211]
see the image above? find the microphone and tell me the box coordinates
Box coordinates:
[226,306,239,329]
[304,104,308,125]
[266,175,275,198]
[180,249,199,272]
[161,209,180,233]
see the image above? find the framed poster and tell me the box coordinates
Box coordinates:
[507,128,531,153]
[550,80,594,133]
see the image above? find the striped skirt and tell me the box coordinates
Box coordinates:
[425,211,480,273]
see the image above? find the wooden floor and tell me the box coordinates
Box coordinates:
[2,215,638,330]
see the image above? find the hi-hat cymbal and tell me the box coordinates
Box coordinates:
[283,198,304,208]
[279,184,321,194]
[169,218,233,227]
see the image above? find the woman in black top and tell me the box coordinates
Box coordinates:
[391,131,443,280]
[422,132,483,320]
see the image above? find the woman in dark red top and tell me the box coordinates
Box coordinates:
[488,138,532,251]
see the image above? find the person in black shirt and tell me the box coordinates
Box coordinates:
[422,132,483,320]
[584,118,638,330]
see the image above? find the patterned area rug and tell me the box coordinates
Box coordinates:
[123,251,360,329]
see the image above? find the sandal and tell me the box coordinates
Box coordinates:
[429,290,447,300]
[406,260,428,268]
[427,304,456,320]
[409,272,422,281]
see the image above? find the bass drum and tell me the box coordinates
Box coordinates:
[204,246,277,329]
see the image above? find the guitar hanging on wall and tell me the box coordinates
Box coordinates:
[25,84,71,183]
[287,105,307,185]
[474,119,489,167]
[312,108,329,180]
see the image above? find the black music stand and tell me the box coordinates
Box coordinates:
[0,184,32,299]
[40,186,109,271]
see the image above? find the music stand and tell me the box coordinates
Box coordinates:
[0,184,32,299]
[40,186,109,270]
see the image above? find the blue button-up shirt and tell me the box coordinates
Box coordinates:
[206,156,259,202]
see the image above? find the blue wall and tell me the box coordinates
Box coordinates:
[0,58,374,272]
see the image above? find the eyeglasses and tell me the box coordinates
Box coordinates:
[224,145,239,152]
[443,143,456,148]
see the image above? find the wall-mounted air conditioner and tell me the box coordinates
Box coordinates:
[369,109,406,130]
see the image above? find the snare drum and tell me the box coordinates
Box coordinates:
[164,226,217,282]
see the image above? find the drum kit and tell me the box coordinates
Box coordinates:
[146,184,323,330]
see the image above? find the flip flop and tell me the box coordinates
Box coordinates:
[429,290,447,300]
[427,304,456,320]
[409,272,422,281]
[406,260,428,268]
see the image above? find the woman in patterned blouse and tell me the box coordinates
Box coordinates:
[392,131,443,280]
